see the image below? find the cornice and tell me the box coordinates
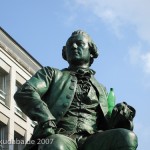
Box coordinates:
[0,41,35,75]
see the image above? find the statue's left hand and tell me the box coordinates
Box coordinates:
[114,102,135,120]
[110,102,136,130]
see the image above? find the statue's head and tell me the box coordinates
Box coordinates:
[62,30,99,66]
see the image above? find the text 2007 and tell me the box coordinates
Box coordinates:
[37,139,54,144]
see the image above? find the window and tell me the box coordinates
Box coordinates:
[0,70,6,104]
[14,131,25,150]
[0,124,8,149]
[14,82,26,119]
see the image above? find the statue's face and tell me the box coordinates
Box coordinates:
[66,34,91,66]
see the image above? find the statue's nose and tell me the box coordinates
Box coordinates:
[72,43,78,49]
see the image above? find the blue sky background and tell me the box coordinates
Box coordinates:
[1,0,150,149]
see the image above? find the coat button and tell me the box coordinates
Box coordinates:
[69,86,74,90]
[58,112,63,116]
[35,105,41,109]
[63,103,69,107]
[71,77,76,82]
[66,95,72,99]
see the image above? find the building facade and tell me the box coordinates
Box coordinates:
[0,27,42,150]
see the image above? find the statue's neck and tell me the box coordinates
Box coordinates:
[68,64,90,71]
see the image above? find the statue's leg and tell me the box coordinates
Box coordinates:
[38,134,77,150]
[81,128,138,150]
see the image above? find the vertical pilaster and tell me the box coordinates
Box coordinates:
[26,118,33,143]
[8,66,16,150]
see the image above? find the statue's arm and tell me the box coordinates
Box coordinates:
[14,67,55,123]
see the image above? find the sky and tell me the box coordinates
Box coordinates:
[0,0,150,149]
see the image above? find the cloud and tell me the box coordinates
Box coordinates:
[129,44,150,74]
[128,44,142,65]
[64,0,150,76]
[65,0,150,76]
[64,14,77,26]
[141,53,150,74]
[71,0,150,43]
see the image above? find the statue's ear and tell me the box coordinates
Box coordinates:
[89,42,99,59]
[62,46,67,61]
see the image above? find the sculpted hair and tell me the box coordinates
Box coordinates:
[62,30,99,66]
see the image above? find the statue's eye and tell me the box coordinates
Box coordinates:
[67,41,73,47]
[77,41,85,46]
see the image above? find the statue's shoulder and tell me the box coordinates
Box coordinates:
[39,66,62,74]
[42,66,60,71]
[40,66,70,77]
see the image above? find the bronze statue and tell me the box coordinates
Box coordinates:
[14,30,138,150]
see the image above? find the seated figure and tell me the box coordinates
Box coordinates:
[14,30,138,150]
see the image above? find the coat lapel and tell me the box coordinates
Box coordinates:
[90,75,108,116]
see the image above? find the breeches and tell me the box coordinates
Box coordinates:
[38,128,138,150]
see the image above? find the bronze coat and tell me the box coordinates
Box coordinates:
[14,67,108,125]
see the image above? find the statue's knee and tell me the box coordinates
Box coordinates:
[38,134,76,150]
[121,129,137,141]
[38,144,65,150]
[128,130,137,141]
[117,129,138,147]
[38,135,65,150]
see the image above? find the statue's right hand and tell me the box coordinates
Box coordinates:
[32,120,56,140]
